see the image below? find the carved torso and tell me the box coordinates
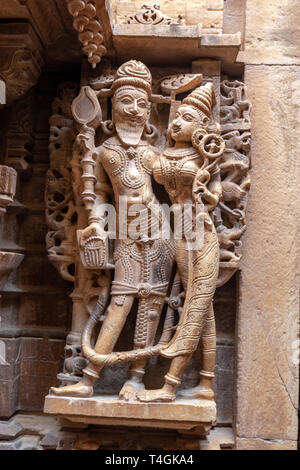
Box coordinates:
[98,136,156,208]
[153,147,201,203]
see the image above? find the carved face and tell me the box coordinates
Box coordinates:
[112,86,150,146]
[169,105,209,143]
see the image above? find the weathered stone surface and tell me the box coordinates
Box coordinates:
[10,254,71,292]
[18,295,70,330]
[0,435,41,450]
[0,337,21,381]
[185,2,207,26]
[223,0,246,43]
[44,395,217,432]
[201,426,234,450]
[0,419,23,439]
[18,337,65,410]
[0,252,23,291]
[12,413,59,435]
[113,27,241,67]
[236,438,298,451]
[0,413,61,450]
[239,0,300,65]
[214,345,234,424]
[0,377,19,417]
[236,65,300,443]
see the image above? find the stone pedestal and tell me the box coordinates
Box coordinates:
[44,395,216,436]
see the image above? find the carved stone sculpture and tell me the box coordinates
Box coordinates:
[217,79,252,286]
[46,61,251,415]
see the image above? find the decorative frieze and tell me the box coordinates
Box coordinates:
[124,4,180,25]
[217,79,251,286]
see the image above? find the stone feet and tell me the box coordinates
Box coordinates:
[137,387,175,403]
[119,379,145,401]
[50,382,93,398]
[178,384,214,400]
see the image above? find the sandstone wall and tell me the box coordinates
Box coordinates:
[235,0,300,451]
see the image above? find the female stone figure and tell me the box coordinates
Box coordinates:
[138,83,225,402]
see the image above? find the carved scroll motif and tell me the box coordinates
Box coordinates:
[0,48,42,103]
[46,82,78,281]
[66,0,107,68]
[0,21,44,104]
[124,4,180,25]
[216,80,252,287]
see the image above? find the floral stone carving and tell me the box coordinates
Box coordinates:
[124,4,180,25]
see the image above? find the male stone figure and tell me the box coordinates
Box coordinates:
[51,61,174,399]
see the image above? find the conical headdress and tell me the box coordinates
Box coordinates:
[182,82,215,117]
[111,60,152,98]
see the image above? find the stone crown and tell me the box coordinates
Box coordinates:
[111,60,152,98]
[182,82,215,117]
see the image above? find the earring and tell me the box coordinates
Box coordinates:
[143,122,158,143]
[101,120,115,136]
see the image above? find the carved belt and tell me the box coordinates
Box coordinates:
[111,281,169,297]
